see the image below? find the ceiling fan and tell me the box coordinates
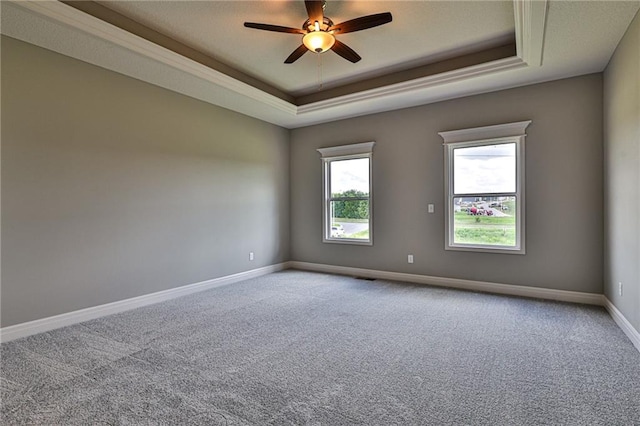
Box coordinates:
[244,0,392,64]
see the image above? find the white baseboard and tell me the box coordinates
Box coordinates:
[602,297,640,352]
[289,261,604,305]
[0,262,290,343]
[4,261,638,356]
[291,262,640,354]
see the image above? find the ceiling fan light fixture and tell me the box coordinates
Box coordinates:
[303,30,335,53]
[244,1,392,63]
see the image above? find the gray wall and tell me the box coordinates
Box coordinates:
[604,10,640,332]
[1,37,290,327]
[291,74,603,293]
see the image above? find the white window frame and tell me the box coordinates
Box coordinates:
[317,142,374,245]
[439,121,531,254]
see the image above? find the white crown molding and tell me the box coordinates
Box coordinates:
[4,0,297,116]
[0,262,291,343]
[297,56,527,114]
[1,0,548,128]
[514,0,548,67]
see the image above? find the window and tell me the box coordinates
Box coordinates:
[439,121,530,254]
[317,142,374,245]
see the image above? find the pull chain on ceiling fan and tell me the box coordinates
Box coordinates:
[244,0,392,64]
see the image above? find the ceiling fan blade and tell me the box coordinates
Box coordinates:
[331,39,361,63]
[305,0,324,24]
[330,12,392,34]
[285,44,309,64]
[244,22,306,34]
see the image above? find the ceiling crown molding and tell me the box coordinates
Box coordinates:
[2,0,296,115]
[297,56,527,116]
[514,0,549,66]
[2,0,548,128]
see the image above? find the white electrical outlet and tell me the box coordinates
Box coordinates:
[618,282,623,296]
[249,252,254,261]
[408,254,414,264]
[428,204,434,213]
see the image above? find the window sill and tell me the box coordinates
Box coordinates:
[446,244,525,255]
[323,238,373,246]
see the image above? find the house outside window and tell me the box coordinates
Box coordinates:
[317,142,374,245]
[439,121,531,254]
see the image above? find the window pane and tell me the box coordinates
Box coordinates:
[452,196,516,247]
[330,200,369,240]
[330,158,369,197]
[453,143,515,194]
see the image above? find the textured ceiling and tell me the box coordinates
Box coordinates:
[95,1,515,96]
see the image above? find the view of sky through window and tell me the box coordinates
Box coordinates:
[453,143,516,194]
[330,158,369,195]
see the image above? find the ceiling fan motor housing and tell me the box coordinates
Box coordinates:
[303,17,334,32]
[302,17,335,53]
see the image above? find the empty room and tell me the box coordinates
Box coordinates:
[1,0,639,424]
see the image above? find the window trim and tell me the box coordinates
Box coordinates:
[317,142,374,246]
[439,121,531,254]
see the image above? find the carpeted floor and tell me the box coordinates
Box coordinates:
[1,270,639,425]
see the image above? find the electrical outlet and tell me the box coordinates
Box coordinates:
[408,254,414,264]
[428,204,434,213]
[618,282,623,296]
[249,252,254,261]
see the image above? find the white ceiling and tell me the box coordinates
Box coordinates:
[2,1,639,129]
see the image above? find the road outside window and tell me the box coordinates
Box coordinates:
[452,143,517,247]
[329,158,370,240]
[317,142,374,245]
[440,121,530,254]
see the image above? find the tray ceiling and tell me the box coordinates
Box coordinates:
[2,1,639,128]
[91,1,516,97]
